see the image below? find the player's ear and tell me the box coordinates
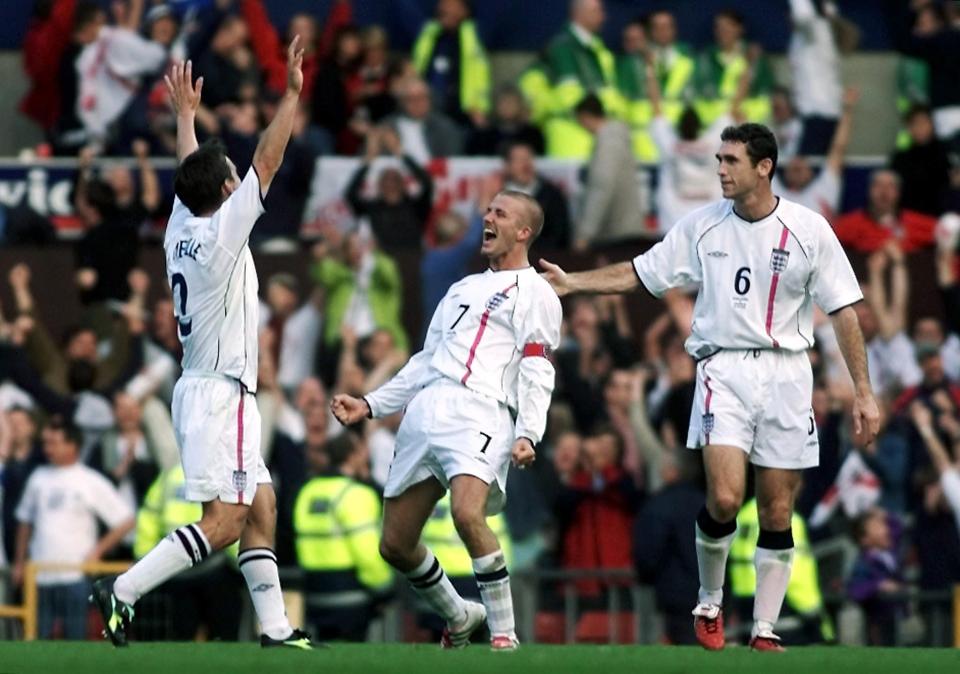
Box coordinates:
[757,157,773,180]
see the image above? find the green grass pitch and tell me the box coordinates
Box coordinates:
[0,643,958,674]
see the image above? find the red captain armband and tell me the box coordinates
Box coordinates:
[522,343,551,359]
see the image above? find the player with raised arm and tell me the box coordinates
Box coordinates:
[541,123,880,652]
[332,190,561,651]
[90,40,313,649]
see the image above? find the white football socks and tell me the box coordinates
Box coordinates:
[238,547,293,640]
[695,514,737,607]
[753,530,795,634]
[405,549,467,625]
[114,524,210,606]
[473,549,515,638]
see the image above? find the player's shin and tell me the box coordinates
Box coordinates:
[405,548,468,625]
[695,506,737,606]
[114,523,210,605]
[238,547,294,640]
[473,549,515,639]
[753,528,795,635]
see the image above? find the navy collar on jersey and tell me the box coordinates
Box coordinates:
[732,196,780,223]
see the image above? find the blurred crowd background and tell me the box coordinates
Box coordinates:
[1,0,960,648]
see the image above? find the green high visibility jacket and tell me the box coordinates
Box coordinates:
[729,498,832,640]
[519,25,625,159]
[293,475,392,604]
[896,57,930,149]
[135,465,237,560]
[422,494,513,578]
[412,19,491,116]
[694,45,773,126]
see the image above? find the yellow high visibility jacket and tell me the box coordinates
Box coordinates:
[293,475,392,606]
[412,19,491,116]
[135,465,237,560]
[422,494,513,578]
[729,498,834,640]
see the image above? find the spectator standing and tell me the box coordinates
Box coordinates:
[770,87,802,162]
[519,0,623,159]
[12,418,134,639]
[261,274,323,396]
[19,0,79,135]
[773,88,857,222]
[412,0,491,129]
[0,408,42,566]
[500,141,571,249]
[420,205,483,334]
[911,401,960,531]
[466,86,545,156]
[384,77,464,163]
[311,25,363,155]
[695,10,774,126]
[847,509,905,646]
[194,15,260,109]
[633,451,703,645]
[572,95,644,248]
[890,105,952,217]
[834,170,937,253]
[52,2,107,154]
[787,0,855,155]
[345,127,434,253]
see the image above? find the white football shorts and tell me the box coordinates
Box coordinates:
[686,349,819,469]
[172,372,271,505]
[384,378,514,514]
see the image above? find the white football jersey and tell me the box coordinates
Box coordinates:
[633,197,862,359]
[163,168,265,392]
[365,267,562,444]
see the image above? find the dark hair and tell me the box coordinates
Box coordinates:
[86,179,117,217]
[850,510,882,544]
[174,139,232,215]
[60,325,95,349]
[45,414,83,448]
[73,1,103,32]
[325,433,358,468]
[678,106,702,141]
[497,189,544,245]
[67,359,97,393]
[720,123,778,179]
[500,139,536,161]
[904,103,932,124]
[574,94,605,119]
[716,8,745,27]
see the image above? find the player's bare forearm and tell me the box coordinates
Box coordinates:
[567,261,640,295]
[253,36,304,191]
[831,305,872,396]
[175,113,199,163]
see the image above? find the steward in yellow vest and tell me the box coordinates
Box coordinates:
[412,0,490,126]
[293,433,392,641]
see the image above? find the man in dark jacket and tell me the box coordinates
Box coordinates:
[501,140,570,250]
[633,450,703,645]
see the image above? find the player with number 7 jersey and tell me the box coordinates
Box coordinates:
[332,190,562,651]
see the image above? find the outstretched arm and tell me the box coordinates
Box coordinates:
[830,305,880,446]
[539,259,640,297]
[252,35,305,195]
[164,60,203,163]
[825,88,857,175]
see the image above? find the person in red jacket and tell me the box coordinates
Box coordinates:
[834,169,936,253]
[19,0,78,133]
[240,0,352,102]
[557,426,640,598]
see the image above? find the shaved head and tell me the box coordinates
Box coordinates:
[497,190,544,246]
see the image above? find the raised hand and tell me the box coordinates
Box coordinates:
[287,35,305,95]
[164,60,203,116]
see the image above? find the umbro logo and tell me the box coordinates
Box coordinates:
[707,251,728,258]
[252,583,274,593]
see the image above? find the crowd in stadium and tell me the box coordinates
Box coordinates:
[1,0,960,647]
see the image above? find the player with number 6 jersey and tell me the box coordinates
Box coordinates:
[541,123,880,653]
[333,190,561,651]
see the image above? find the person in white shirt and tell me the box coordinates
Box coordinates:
[332,190,562,651]
[773,87,857,222]
[92,44,312,650]
[541,122,880,651]
[13,417,134,640]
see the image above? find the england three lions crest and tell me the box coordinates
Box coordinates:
[770,248,790,274]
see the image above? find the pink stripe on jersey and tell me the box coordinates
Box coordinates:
[237,384,245,505]
[461,281,518,385]
[764,226,790,349]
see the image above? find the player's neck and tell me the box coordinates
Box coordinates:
[488,249,530,272]
[733,185,778,222]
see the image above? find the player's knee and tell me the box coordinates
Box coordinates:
[450,502,485,542]
[200,510,247,551]
[757,501,792,530]
[709,491,743,522]
[378,533,413,569]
